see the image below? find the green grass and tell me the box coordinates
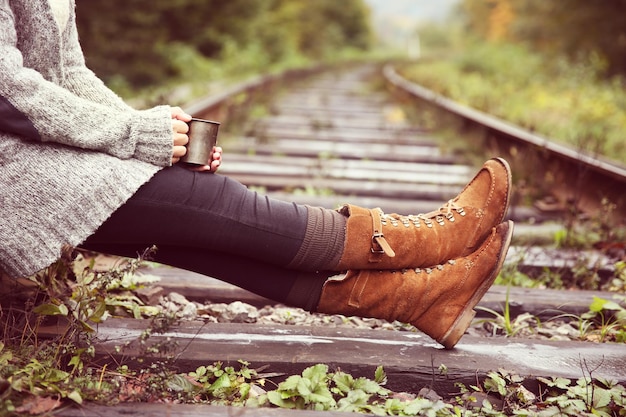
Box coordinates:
[398,42,626,165]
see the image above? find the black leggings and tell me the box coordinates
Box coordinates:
[81,166,331,307]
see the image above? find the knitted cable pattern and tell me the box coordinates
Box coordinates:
[0,0,175,277]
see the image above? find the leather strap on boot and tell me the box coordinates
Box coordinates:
[369,208,395,261]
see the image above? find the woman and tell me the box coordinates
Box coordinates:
[0,0,513,349]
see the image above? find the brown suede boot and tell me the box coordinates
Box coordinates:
[334,157,511,270]
[318,220,514,349]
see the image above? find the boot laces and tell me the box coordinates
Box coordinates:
[380,200,466,229]
[394,259,457,275]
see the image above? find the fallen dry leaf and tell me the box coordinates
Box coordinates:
[15,395,62,415]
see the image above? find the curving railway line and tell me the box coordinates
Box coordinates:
[55,63,626,416]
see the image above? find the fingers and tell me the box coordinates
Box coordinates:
[188,146,223,172]
[171,118,189,164]
[210,146,222,172]
[172,119,189,136]
[171,144,187,164]
[172,120,189,144]
[171,106,192,122]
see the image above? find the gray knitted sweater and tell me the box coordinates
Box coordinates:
[0,0,175,277]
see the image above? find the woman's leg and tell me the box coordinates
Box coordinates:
[84,158,512,275]
[82,165,346,271]
[80,242,331,310]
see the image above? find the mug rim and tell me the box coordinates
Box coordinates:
[191,117,221,125]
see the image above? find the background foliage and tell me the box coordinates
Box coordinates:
[459,0,626,78]
[399,0,626,163]
[76,0,372,90]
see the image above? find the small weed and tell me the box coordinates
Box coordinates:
[582,295,626,343]
[478,275,541,338]
[0,247,163,414]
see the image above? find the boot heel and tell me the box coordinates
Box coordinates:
[439,308,476,349]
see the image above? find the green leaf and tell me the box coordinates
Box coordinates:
[239,383,251,399]
[374,365,387,385]
[353,377,382,394]
[308,391,335,404]
[484,372,507,396]
[67,390,83,404]
[332,372,354,393]
[33,303,68,316]
[404,398,435,414]
[280,375,301,391]
[267,390,295,409]
[193,366,207,379]
[209,373,231,391]
[589,297,611,313]
[78,320,96,333]
[538,376,571,390]
[68,354,83,372]
[89,301,108,323]
[592,388,612,409]
[297,378,312,397]
[302,364,328,382]
[47,369,70,383]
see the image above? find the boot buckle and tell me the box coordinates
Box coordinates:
[371,233,396,257]
[371,233,386,254]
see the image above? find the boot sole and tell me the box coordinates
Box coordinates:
[493,157,513,225]
[438,220,514,349]
[464,157,512,255]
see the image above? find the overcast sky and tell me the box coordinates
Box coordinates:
[363,0,460,46]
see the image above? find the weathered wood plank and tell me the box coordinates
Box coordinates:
[255,125,434,144]
[77,319,626,395]
[217,175,464,202]
[254,114,425,134]
[225,140,458,164]
[219,155,472,186]
[224,154,472,177]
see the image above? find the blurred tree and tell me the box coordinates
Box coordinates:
[162,0,270,57]
[268,0,371,59]
[488,0,513,42]
[75,0,372,88]
[76,1,175,86]
[460,0,626,77]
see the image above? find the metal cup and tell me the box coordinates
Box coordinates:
[181,118,220,166]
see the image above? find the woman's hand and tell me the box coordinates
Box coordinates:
[211,146,223,172]
[169,107,222,172]
[190,146,223,173]
[171,107,192,164]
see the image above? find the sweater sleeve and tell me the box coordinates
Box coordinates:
[0,4,173,167]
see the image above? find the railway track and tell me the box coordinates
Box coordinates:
[52,63,625,416]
